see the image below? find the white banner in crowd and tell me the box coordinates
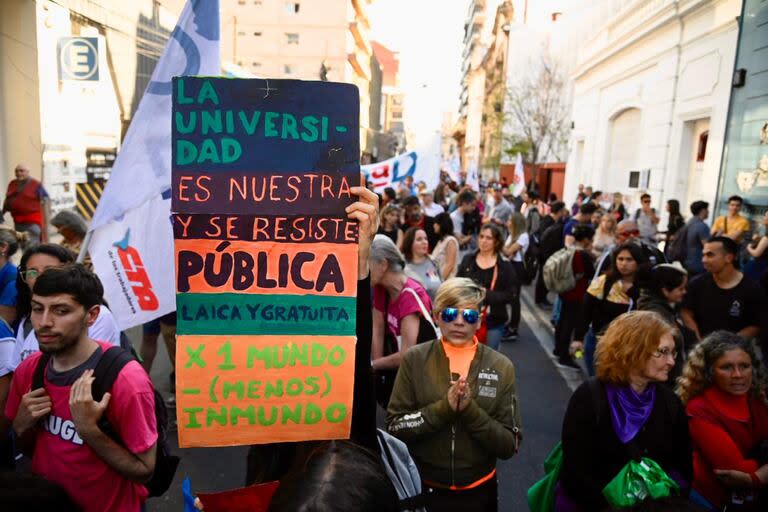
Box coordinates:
[511,152,525,197]
[362,138,442,193]
[87,0,220,329]
[89,195,175,330]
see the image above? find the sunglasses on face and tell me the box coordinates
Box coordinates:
[440,308,480,324]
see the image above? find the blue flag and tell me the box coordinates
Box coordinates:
[87,0,220,329]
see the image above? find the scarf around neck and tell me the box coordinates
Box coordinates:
[605,382,656,443]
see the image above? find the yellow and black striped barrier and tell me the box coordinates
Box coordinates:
[76,180,105,220]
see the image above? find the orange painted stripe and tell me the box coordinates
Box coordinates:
[174,240,358,297]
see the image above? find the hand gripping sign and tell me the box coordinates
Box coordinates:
[172,77,359,447]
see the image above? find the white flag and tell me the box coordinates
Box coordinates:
[87,0,220,329]
[511,152,525,197]
[362,140,442,192]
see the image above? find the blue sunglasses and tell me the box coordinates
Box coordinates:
[440,308,480,324]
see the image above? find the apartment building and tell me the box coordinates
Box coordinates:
[220,0,380,154]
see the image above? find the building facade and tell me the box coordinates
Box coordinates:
[372,40,405,159]
[0,0,181,217]
[220,0,380,155]
[564,0,741,216]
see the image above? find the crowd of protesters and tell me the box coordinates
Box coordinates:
[0,160,767,512]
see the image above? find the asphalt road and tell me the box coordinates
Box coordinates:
[139,287,579,511]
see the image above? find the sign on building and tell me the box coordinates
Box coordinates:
[58,37,99,81]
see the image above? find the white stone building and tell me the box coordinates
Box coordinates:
[564,0,741,215]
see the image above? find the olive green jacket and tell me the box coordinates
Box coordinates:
[386,339,522,487]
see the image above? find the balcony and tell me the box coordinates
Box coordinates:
[349,21,372,56]
[348,50,370,81]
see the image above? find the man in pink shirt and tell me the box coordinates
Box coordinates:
[5,265,157,511]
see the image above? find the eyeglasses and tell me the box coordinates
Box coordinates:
[440,308,480,324]
[652,348,678,360]
[20,269,42,282]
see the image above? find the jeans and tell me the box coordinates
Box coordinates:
[584,328,598,376]
[485,325,504,351]
[14,222,41,248]
[551,296,562,325]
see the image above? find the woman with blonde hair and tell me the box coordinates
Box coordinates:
[387,277,522,512]
[591,213,617,259]
[558,311,692,510]
[677,331,768,510]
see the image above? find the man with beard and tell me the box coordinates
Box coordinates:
[5,265,157,511]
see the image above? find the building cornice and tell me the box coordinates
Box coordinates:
[574,0,717,81]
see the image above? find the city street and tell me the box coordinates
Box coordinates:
[140,289,579,511]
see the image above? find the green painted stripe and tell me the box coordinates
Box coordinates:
[176,293,356,336]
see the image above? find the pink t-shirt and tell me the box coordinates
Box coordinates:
[5,341,157,512]
[373,278,433,336]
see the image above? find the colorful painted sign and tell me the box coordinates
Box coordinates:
[172,77,359,447]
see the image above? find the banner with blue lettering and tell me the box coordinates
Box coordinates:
[361,138,441,193]
[87,0,220,329]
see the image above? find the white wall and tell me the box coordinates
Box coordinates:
[563,0,739,216]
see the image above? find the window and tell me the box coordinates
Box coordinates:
[284,64,293,75]
[391,111,403,120]
[285,33,299,45]
[284,2,300,14]
[254,1,262,4]
[237,60,243,66]
[697,131,709,162]
[238,0,245,4]
[237,30,246,36]
[253,31,262,37]
[252,62,262,67]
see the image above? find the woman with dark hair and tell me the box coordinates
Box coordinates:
[9,244,121,369]
[432,212,459,280]
[664,199,685,260]
[571,242,646,375]
[637,263,695,381]
[378,204,403,248]
[402,227,442,302]
[560,311,692,510]
[678,332,768,510]
[457,223,517,351]
[267,441,399,512]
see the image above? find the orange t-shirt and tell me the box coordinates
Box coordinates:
[441,338,478,380]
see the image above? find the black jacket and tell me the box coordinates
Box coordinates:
[457,253,517,327]
[560,379,692,511]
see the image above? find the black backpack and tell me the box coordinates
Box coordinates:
[32,347,179,497]
[667,223,690,264]
[539,221,565,261]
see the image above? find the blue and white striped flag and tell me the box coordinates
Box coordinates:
[87,0,220,329]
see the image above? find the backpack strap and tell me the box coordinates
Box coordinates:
[91,347,135,402]
[32,352,52,391]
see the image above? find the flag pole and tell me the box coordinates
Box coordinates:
[77,230,93,264]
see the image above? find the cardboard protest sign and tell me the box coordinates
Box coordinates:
[172,77,359,447]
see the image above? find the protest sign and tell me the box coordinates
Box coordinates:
[172,77,359,447]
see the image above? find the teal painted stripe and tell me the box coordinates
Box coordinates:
[176,293,356,336]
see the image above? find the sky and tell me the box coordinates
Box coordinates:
[368,0,468,150]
